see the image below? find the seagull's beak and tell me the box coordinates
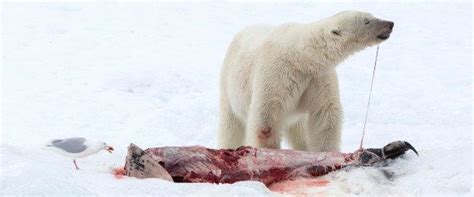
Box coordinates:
[105,146,114,153]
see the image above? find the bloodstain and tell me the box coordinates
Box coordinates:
[220,151,240,166]
[268,178,330,195]
[112,167,126,179]
[205,146,254,170]
[309,179,329,186]
[258,127,272,139]
[236,146,252,156]
[203,172,221,184]
[259,167,292,185]
[184,171,220,184]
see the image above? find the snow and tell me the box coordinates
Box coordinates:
[1,1,472,196]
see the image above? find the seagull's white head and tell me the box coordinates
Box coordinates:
[89,141,114,154]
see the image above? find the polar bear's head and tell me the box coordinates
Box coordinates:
[326,11,394,49]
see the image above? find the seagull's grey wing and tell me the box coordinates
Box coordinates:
[50,137,87,153]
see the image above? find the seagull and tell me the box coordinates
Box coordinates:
[45,137,114,170]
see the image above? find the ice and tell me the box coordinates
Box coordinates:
[1,2,471,196]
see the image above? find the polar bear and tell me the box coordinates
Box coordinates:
[218,11,394,151]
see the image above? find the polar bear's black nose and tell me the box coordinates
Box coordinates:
[387,21,394,30]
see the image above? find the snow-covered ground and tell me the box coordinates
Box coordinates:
[1,1,472,196]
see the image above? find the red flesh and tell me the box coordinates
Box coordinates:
[124,144,379,186]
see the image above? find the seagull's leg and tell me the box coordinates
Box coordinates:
[73,159,80,170]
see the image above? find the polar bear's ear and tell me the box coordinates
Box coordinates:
[331,28,341,36]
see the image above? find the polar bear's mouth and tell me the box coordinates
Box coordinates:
[377,33,390,40]
[376,31,391,40]
[376,21,394,40]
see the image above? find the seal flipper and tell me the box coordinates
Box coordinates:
[365,141,419,160]
[382,141,419,159]
[125,143,173,181]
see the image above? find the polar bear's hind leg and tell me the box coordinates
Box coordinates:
[286,120,308,151]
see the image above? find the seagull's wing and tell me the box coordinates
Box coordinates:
[49,137,87,153]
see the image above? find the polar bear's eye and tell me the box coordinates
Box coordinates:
[364,18,370,25]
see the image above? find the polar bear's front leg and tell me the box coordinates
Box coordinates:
[306,103,342,152]
[286,120,308,151]
[304,70,343,152]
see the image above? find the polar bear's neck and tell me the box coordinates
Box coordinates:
[298,21,364,74]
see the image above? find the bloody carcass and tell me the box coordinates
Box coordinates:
[122,141,418,186]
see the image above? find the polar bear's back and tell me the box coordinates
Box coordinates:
[229,23,302,52]
[234,25,274,50]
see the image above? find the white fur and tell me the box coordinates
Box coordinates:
[218,11,392,151]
